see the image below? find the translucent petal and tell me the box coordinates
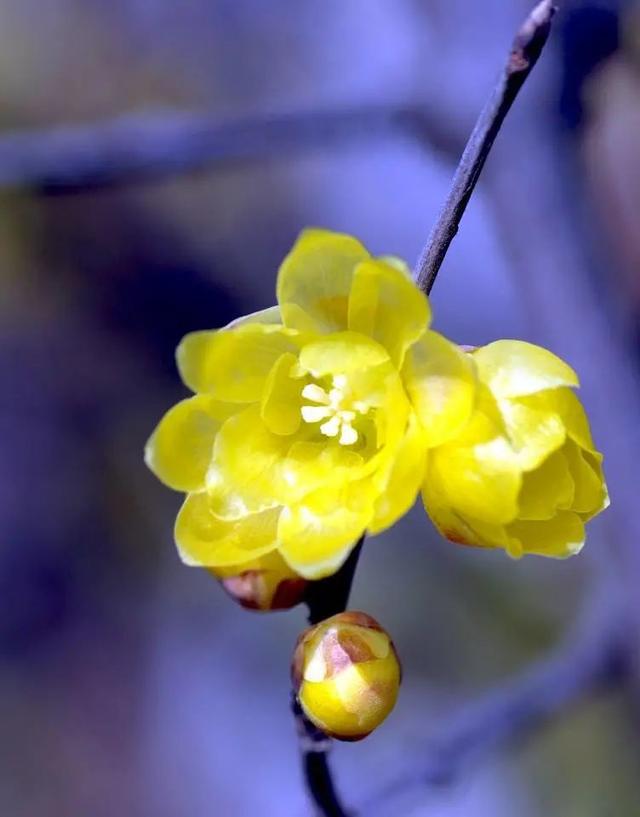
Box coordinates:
[278,483,375,579]
[175,493,280,567]
[282,441,363,497]
[522,388,596,452]
[299,332,390,378]
[402,331,476,447]
[348,258,430,368]
[428,433,522,526]
[473,340,579,399]
[260,352,303,436]
[226,305,282,329]
[564,441,608,518]
[518,448,575,520]
[177,324,299,399]
[209,405,294,513]
[370,415,428,534]
[499,396,566,471]
[507,512,585,558]
[277,229,370,334]
[422,477,495,549]
[144,396,236,492]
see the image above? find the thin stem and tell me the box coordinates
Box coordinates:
[293,4,556,813]
[293,537,365,817]
[292,695,349,817]
[414,0,556,295]
[293,4,557,813]
[305,537,365,626]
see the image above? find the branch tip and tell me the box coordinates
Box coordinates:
[510,0,556,73]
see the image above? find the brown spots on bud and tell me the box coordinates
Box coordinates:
[321,629,377,678]
[221,572,265,610]
[442,529,472,546]
[291,611,401,741]
[336,611,384,632]
[213,559,307,612]
[270,578,308,610]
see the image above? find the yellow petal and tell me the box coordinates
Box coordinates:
[473,340,579,399]
[369,415,428,534]
[226,305,281,329]
[177,323,299,399]
[209,404,293,513]
[564,442,608,518]
[507,512,585,558]
[277,229,369,334]
[422,478,497,549]
[499,396,566,470]
[402,331,476,447]
[348,258,430,369]
[260,352,303,436]
[278,483,375,579]
[518,448,575,520]
[428,433,521,526]
[299,331,390,377]
[524,388,596,452]
[175,493,280,566]
[283,441,364,495]
[144,396,236,492]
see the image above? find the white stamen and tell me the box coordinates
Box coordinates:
[301,405,332,423]
[339,423,358,446]
[301,375,367,446]
[320,416,341,438]
[302,384,330,404]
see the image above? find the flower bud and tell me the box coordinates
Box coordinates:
[291,611,401,741]
[209,551,307,612]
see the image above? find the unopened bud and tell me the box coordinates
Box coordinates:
[291,611,401,741]
[210,551,307,612]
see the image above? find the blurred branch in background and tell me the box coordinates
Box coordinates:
[0,105,458,193]
[364,591,629,815]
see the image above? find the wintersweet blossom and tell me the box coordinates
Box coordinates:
[422,340,608,557]
[145,229,474,578]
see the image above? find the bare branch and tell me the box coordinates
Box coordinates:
[413,0,557,295]
[291,5,558,813]
[363,603,629,815]
[0,106,457,194]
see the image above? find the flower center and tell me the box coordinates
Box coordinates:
[300,374,369,446]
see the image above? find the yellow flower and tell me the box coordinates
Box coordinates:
[291,611,401,741]
[422,340,609,558]
[145,229,474,579]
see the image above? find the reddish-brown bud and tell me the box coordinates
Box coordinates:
[210,551,307,612]
[292,611,401,741]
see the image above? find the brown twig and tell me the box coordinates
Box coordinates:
[292,5,557,814]
[414,0,557,295]
[0,106,458,193]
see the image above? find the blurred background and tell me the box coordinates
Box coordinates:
[1,0,639,814]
